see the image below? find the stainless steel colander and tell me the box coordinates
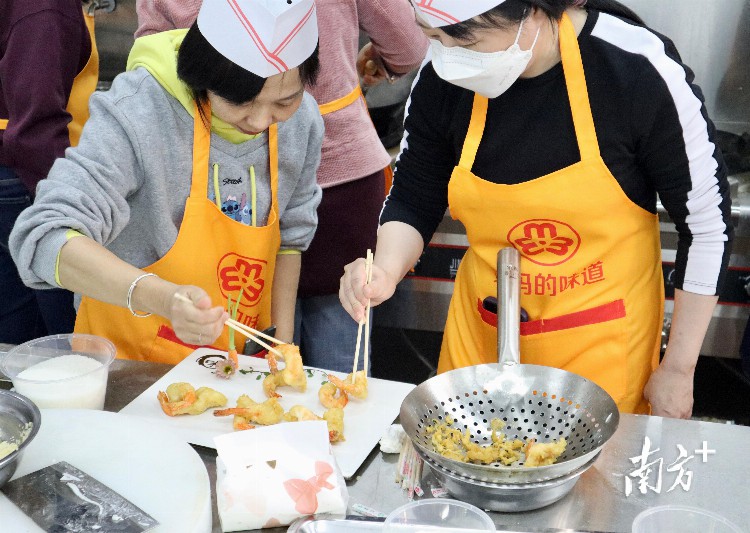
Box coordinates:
[400,247,620,484]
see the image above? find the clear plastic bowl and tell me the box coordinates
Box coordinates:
[0,334,116,410]
[383,499,496,532]
[632,505,744,533]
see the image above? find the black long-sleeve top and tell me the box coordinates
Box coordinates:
[382,10,733,296]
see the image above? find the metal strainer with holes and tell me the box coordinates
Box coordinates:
[400,247,620,485]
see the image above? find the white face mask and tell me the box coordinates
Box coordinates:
[430,19,540,98]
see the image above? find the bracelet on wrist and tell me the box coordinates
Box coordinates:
[127,272,158,318]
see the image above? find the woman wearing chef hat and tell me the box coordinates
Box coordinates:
[340,0,733,417]
[10,0,323,363]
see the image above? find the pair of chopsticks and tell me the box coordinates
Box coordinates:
[225,318,284,359]
[351,250,374,379]
[173,292,284,358]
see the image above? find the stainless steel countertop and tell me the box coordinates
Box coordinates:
[2,351,749,533]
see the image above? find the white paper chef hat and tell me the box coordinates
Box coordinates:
[197,0,318,78]
[410,0,507,28]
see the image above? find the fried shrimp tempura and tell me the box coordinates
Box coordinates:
[158,382,227,416]
[327,370,367,400]
[319,382,348,409]
[283,405,346,443]
[213,394,284,430]
[263,344,307,398]
[323,407,345,443]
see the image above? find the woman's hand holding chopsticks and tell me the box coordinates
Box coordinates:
[339,254,396,324]
[169,289,228,346]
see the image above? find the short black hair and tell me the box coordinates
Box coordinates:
[177,22,320,115]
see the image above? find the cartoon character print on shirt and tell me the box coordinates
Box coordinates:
[222,195,241,221]
[240,193,252,225]
[218,194,252,224]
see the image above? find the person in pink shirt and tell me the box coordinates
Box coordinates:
[135,0,428,372]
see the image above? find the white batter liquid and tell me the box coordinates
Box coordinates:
[15,355,107,409]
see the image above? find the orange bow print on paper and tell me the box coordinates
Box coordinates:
[283,461,335,514]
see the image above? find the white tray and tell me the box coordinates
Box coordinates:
[119,348,415,479]
[0,409,211,533]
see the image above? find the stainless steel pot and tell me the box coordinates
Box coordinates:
[416,446,596,512]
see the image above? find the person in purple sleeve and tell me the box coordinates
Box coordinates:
[0,0,98,343]
[135,0,429,372]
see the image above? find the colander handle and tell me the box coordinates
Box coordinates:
[498,247,521,366]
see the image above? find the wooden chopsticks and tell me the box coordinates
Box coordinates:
[173,292,286,359]
[352,250,374,379]
[225,318,284,358]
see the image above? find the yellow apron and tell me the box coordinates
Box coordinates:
[74,103,281,364]
[66,10,99,147]
[439,14,663,414]
[0,9,98,145]
[317,85,394,195]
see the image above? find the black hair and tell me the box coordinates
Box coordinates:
[177,22,320,122]
[441,0,643,40]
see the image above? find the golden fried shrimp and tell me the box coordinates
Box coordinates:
[283,405,345,443]
[327,370,367,400]
[190,387,229,412]
[318,382,348,409]
[262,344,307,398]
[283,405,321,422]
[158,383,197,416]
[266,350,280,374]
[214,395,284,430]
[323,407,345,443]
[158,383,227,416]
[263,372,284,398]
[524,437,567,467]
[277,344,306,390]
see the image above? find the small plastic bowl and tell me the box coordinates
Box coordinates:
[0,334,116,410]
[632,505,744,533]
[383,499,496,532]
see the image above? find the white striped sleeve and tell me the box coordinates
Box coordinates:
[592,13,731,296]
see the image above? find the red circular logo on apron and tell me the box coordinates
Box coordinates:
[217,253,268,307]
[507,219,581,266]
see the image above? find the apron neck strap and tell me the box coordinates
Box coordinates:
[457,95,489,171]
[558,12,600,161]
[457,12,600,171]
[268,122,279,212]
[190,101,211,199]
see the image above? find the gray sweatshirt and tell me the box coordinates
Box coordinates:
[10,67,324,291]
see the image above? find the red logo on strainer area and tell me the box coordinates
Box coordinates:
[217,253,267,307]
[507,219,581,266]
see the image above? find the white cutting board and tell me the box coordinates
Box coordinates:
[0,409,212,533]
[119,348,415,479]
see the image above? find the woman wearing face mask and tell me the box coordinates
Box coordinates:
[10,0,323,363]
[340,0,732,417]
